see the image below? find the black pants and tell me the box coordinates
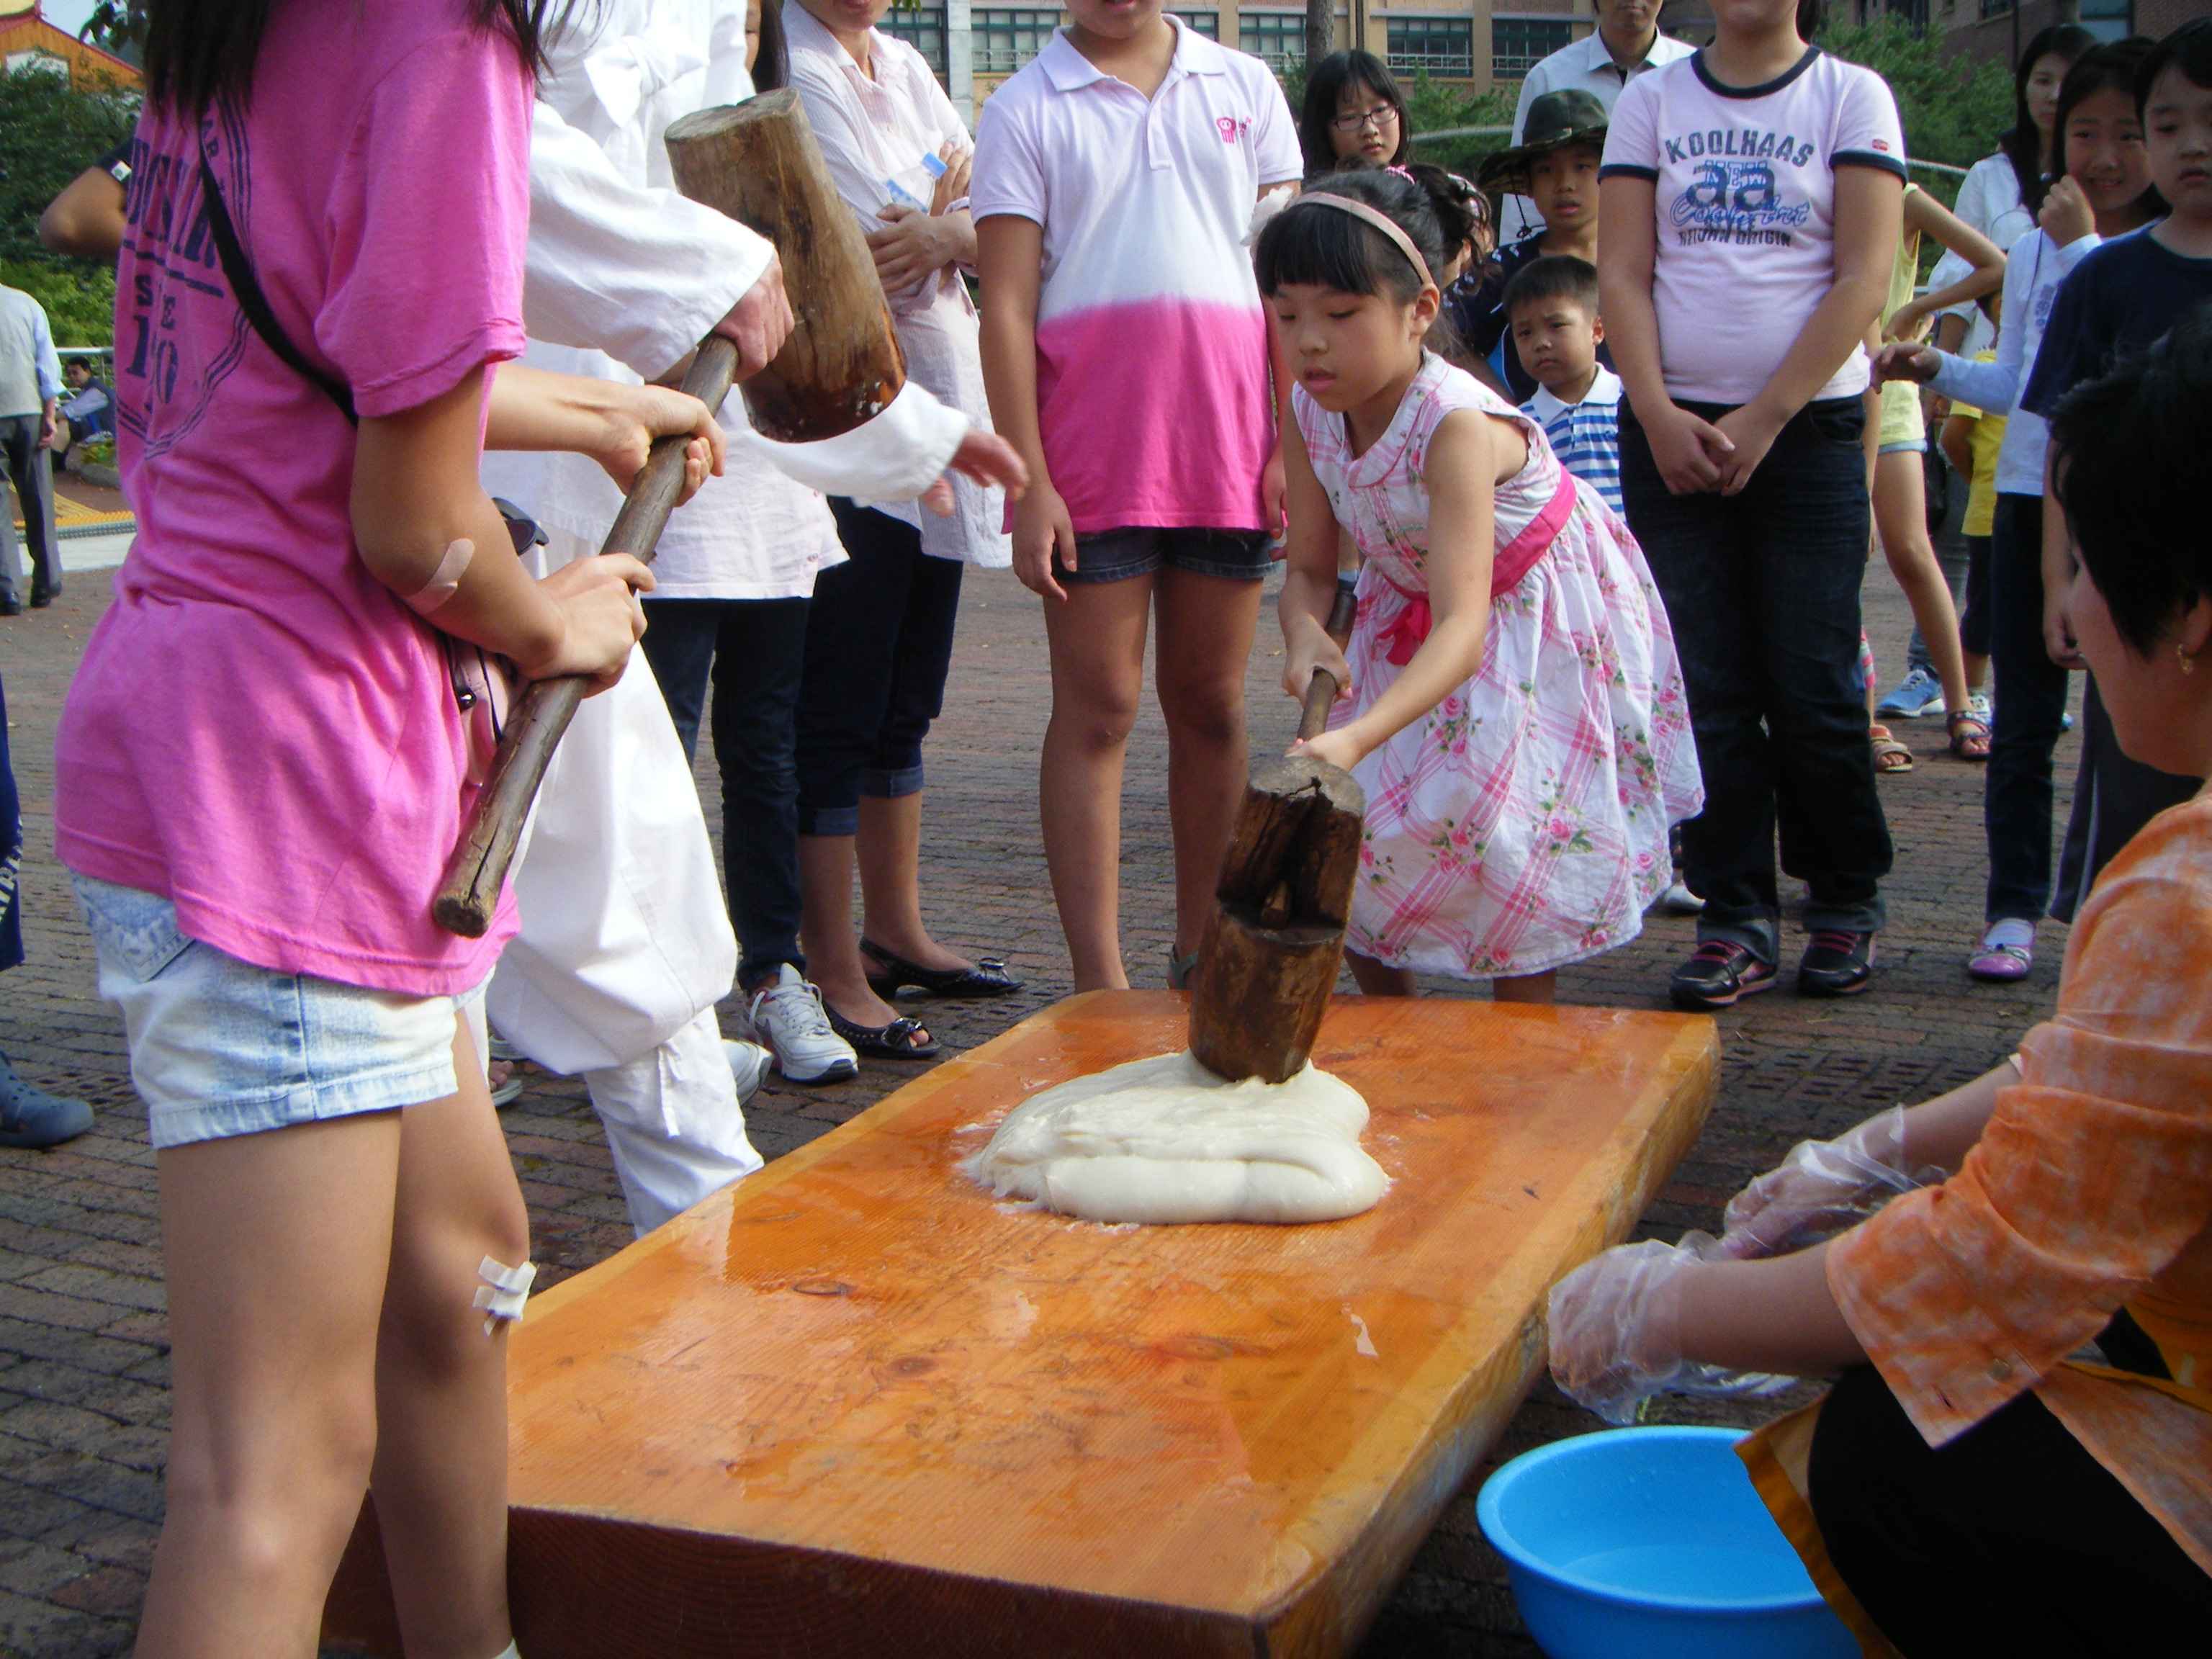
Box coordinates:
[796,501,962,837]
[0,415,58,604]
[1982,494,2074,923]
[637,595,809,989]
[1809,1364,2212,1657]
[2051,673,2203,923]
[1621,396,1892,959]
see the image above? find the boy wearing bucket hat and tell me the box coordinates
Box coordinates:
[1457,89,1616,402]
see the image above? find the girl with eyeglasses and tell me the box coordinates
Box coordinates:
[1298,50,1411,178]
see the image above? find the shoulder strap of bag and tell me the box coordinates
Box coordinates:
[196,143,357,426]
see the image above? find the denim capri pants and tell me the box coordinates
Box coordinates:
[73,875,474,1149]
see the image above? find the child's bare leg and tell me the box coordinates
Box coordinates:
[371,1017,529,1659]
[1348,950,1416,996]
[137,1115,406,1658]
[1874,451,1970,714]
[1493,969,1557,1004]
[1040,575,1153,991]
[1152,566,1264,961]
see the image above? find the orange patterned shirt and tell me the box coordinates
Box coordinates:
[1828,791,2212,1575]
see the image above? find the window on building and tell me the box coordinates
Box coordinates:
[1978,0,2011,18]
[1491,17,1570,79]
[974,9,1059,73]
[1390,17,1474,78]
[879,4,949,73]
[1238,13,1306,70]
[2078,0,2131,42]
[1168,6,1221,38]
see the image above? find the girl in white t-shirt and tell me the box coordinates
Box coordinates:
[1598,0,1906,1011]
[974,0,1303,991]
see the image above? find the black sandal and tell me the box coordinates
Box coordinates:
[860,938,1023,999]
[824,1004,942,1061]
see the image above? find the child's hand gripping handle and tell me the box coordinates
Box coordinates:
[432,336,740,938]
[1298,577,1360,742]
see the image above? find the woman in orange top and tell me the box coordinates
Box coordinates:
[1547,310,2212,1653]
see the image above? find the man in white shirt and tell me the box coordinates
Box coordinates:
[1498,0,1694,244]
[0,284,63,613]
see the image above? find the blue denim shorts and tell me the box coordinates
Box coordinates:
[1054,526,1277,585]
[73,876,471,1150]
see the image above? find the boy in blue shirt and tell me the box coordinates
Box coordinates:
[1508,254,1624,514]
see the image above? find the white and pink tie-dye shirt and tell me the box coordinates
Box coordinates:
[971,19,1301,533]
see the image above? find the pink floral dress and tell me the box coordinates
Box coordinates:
[1299,354,1703,979]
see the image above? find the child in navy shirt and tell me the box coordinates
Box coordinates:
[2023,18,2212,915]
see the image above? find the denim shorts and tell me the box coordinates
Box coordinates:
[73,876,471,1150]
[1054,526,1277,585]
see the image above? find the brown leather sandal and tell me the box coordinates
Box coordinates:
[1869,724,1915,774]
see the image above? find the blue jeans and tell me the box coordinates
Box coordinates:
[797,502,963,837]
[637,595,807,990]
[1620,396,1892,960]
[1982,494,2074,923]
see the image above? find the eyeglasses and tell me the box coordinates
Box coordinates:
[1330,104,1401,133]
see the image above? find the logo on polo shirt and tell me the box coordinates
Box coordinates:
[1216,115,1249,144]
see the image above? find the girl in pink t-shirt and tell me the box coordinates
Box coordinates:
[50,1,736,1649]
[974,0,1303,990]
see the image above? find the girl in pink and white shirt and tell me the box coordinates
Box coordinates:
[974,0,1301,989]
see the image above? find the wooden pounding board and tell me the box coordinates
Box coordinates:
[323,992,1714,1658]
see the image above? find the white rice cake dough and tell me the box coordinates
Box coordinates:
[970,1049,1388,1225]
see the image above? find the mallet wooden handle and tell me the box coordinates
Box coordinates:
[1297,576,1361,742]
[431,337,739,938]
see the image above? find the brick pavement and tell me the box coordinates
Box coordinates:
[0,546,2073,1658]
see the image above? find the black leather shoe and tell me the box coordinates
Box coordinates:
[0,595,19,617]
[27,583,57,608]
[860,938,1023,999]
[1798,930,1876,997]
[1668,940,1778,1011]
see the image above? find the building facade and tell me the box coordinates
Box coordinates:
[1909,0,2208,68]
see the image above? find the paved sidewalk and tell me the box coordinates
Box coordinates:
[0,553,2070,1658]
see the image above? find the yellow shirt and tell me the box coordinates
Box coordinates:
[1948,350,2006,538]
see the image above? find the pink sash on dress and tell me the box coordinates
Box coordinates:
[1372,469,1579,667]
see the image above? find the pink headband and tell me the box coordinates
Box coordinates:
[1291,192,1437,292]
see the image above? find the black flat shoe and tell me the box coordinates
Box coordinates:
[860,938,1023,999]
[824,1004,942,1061]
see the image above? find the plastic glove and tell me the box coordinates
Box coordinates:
[1547,1238,1694,1425]
[1718,1106,1942,1260]
[1548,1235,1801,1425]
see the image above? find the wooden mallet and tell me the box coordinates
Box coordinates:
[433,90,907,937]
[1186,577,1364,1084]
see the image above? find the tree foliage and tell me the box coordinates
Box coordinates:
[79,1,148,66]
[0,68,138,345]
[1819,15,2015,196]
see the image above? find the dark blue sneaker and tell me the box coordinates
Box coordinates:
[1798,930,1876,997]
[0,1056,94,1149]
[1668,940,1779,1010]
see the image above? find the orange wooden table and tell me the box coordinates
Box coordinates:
[325,992,1714,1658]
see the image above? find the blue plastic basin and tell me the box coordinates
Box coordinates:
[1474,1426,1860,1659]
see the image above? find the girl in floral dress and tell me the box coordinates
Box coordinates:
[1259,168,1701,1001]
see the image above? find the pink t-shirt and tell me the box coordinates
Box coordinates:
[971,21,1301,533]
[54,0,531,996]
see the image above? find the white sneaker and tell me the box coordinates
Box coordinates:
[722,1039,774,1105]
[746,966,858,1084]
[1655,879,1705,916]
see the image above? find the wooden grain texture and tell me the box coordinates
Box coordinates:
[324,993,1714,1659]
[665,91,907,442]
[1190,761,1365,1084]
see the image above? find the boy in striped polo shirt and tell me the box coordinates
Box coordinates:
[1507,254,1623,514]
